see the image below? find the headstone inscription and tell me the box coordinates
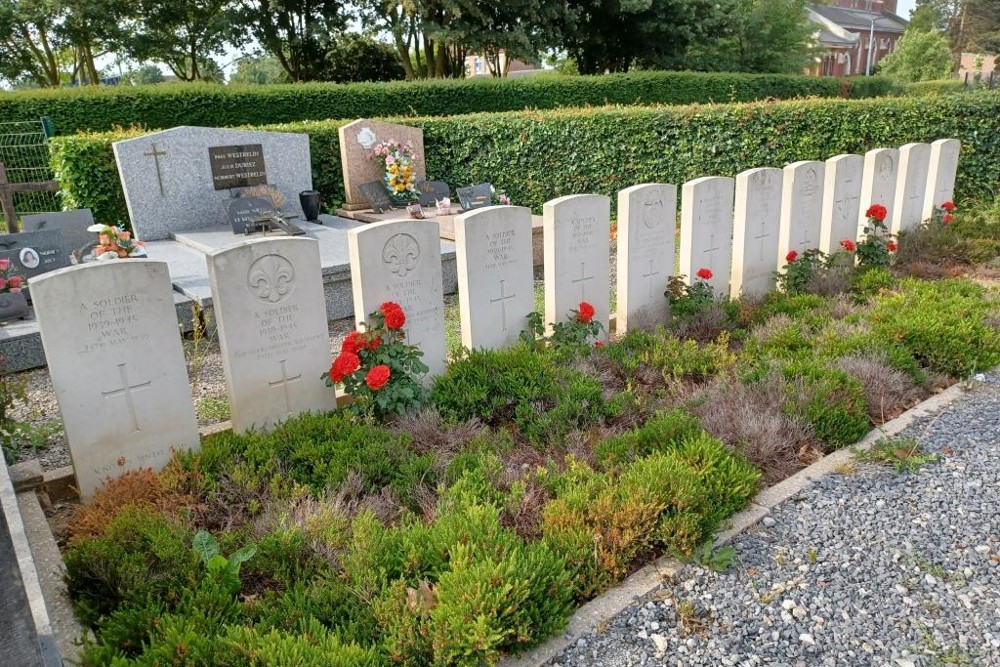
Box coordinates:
[348,219,447,379]
[0,229,68,280]
[778,160,825,265]
[359,181,393,214]
[819,154,864,254]
[339,119,425,211]
[417,181,451,208]
[891,142,931,233]
[226,197,278,235]
[457,184,493,211]
[543,194,611,340]
[113,126,311,241]
[21,209,96,264]
[454,206,534,350]
[731,168,782,298]
[858,148,898,227]
[923,138,960,219]
[616,183,675,331]
[30,260,200,500]
[679,176,734,296]
[207,237,334,434]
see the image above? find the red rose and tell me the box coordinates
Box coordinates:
[594,341,605,348]
[943,213,953,224]
[577,301,595,324]
[330,352,361,383]
[840,239,856,252]
[785,250,798,263]
[865,204,887,222]
[940,201,956,212]
[341,331,365,355]
[328,360,344,384]
[8,275,23,288]
[368,336,382,351]
[365,364,391,390]
[887,240,897,253]
[380,301,406,330]
[696,267,713,280]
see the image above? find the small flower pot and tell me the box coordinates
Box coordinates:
[299,190,321,221]
[0,291,30,322]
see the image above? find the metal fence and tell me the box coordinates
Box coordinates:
[0,118,60,232]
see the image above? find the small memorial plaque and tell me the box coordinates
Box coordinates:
[209,144,268,191]
[0,229,69,279]
[359,180,393,213]
[457,183,493,211]
[227,197,278,234]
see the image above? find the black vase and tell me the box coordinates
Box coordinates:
[299,190,321,222]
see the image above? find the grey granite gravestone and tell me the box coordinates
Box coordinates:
[359,180,393,214]
[21,209,96,264]
[0,229,69,279]
[113,126,312,241]
[457,183,493,211]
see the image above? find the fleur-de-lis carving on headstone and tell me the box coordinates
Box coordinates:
[382,233,420,277]
[247,254,295,303]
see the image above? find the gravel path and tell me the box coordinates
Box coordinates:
[549,369,1000,667]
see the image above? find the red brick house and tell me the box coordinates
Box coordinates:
[808,1,908,76]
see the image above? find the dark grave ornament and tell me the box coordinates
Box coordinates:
[457,183,493,211]
[299,190,321,221]
[417,180,451,207]
[228,197,278,234]
[358,181,392,214]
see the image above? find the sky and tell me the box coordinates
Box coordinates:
[897,0,917,20]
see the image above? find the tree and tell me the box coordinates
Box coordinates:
[232,0,350,82]
[878,29,954,81]
[128,0,233,81]
[228,54,289,84]
[0,0,64,87]
[57,0,131,85]
[963,0,1000,54]
[123,63,165,84]
[320,33,405,82]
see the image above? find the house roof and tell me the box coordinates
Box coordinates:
[808,4,908,34]
[816,28,858,47]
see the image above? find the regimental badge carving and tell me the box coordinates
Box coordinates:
[802,167,819,198]
[247,254,295,303]
[382,233,420,277]
[642,198,664,229]
[357,127,377,149]
[878,155,894,181]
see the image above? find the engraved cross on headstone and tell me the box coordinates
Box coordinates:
[268,359,302,415]
[143,143,167,197]
[102,362,152,432]
[570,261,595,301]
[753,215,771,263]
[704,232,722,265]
[642,259,660,299]
[490,279,517,331]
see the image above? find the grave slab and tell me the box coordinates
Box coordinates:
[339,119,425,211]
[859,148,898,226]
[778,160,825,265]
[731,168,782,298]
[891,142,932,233]
[114,126,312,241]
[207,237,335,433]
[30,260,199,500]
[616,184,675,331]
[543,194,611,340]
[348,219,447,379]
[819,154,864,254]
[455,206,535,350]
[21,209,96,264]
[679,176,734,296]
[923,138,961,219]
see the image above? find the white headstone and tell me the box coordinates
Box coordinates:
[858,148,898,229]
[679,176,734,295]
[923,138,961,219]
[891,142,932,233]
[731,168,782,298]
[348,219,446,379]
[778,161,825,265]
[819,154,864,253]
[543,194,611,338]
[30,260,199,500]
[113,126,312,241]
[616,184,676,331]
[206,237,334,434]
[454,206,534,350]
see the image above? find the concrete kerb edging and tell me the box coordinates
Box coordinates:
[500,380,972,667]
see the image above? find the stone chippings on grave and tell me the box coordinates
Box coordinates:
[923,138,961,220]
[454,206,534,350]
[30,260,199,500]
[679,176,734,296]
[819,154,864,254]
[616,184,676,332]
[730,168,782,299]
[339,119,425,211]
[348,218,447,379]
[859,147,898,226]
[207,237,334,434]
[778,160,825,267]
[543,194,611,340]
[891,142,932,233]
[113,126,312,241]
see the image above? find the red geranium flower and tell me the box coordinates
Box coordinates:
[365,364,391,391]
[865,204,888,222]
[943,213,953,224]
[341,331,365,355]
[785,250,798,263]
[696,267,713,280]
[887,240,897,253]
[380,301,406,330]
[594,341,605,348]
[577,301,595,324]
[840,239,856,252]
[940,201,956,212]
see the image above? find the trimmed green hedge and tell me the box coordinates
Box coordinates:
[7,72,895,135]
[51,91,1000,228]
[902,79,967,96]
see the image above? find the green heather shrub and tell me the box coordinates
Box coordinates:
[851,266,896,301]
[868,278,1000,376]
[594,408,702,472]
[779,359,870,449]
[640,332,735,382]
[814,330,925,384]
[753,292,829,326]
[431,345,604,445]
